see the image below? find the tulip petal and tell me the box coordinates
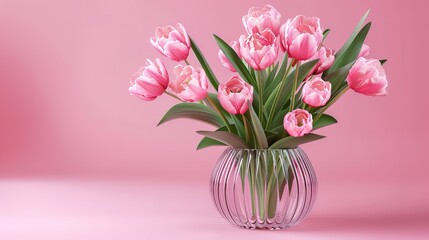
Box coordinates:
[164,42,189,62]
[289,33,318,60]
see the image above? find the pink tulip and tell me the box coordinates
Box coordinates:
[239,28,279,70]
[346,57,388,96]
[242,4,281,36]
[170,65,208,102]
[284,109,313,137]
[128,59,169,101]
[150,23,190,62]
[305,46,335,74]
[302,77,332,107]
[358,44,370,58]
[218,76,254,115]
[218,41,241,72]
[280,15,323,60]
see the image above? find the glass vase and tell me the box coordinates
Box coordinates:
[210,147,317,229]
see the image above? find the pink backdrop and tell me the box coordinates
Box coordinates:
[0,0,428,239]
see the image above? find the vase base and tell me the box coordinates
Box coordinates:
[232,224,295,230]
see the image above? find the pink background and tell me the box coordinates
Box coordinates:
[0,0,428,239]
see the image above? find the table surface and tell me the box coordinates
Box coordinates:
[0,179,428,240]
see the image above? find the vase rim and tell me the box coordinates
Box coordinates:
[226,147,300,151]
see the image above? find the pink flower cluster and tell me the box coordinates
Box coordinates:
[129,4,388,139]
[129,23,209,103]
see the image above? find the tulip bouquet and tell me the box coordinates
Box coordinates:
[129,5,388,150]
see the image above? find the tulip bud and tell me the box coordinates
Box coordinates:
[302,77,332,107]
[284,109,313,137]
[358,44,370,58]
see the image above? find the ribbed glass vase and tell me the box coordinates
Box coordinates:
[210,147,317,230]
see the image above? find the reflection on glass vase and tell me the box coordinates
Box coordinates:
[210,147,317,230]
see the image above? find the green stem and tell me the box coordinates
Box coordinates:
[266,65,273,76]
[266,63,293,128]
[290,61,301,112]
[266,156,283,218]
[302,103,307,110]
[256,160,265,219]
[249,156,257,217]
[165,91,183,102]
[242,114,250,145]
[314,86,349,122]
[184,59,190,65]
[205,96,232,132]
[256,70,264,124]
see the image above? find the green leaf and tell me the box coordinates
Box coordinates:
[324,61,355,95]
[265,59,319,129]
[336,9,370,57]
[264,129,277,138]
[313,114,338,130]
[264,63,279,92]
[249,67,257,86]
[197,126,229,150]
[190,37,219,89]
[265,129,279,146]
[380,59,387,65]
[158,103,223,127]
[284,59,318,94]
[204,93,245,138]
[270,124,285,134]
[196,137,226,150]
[197,130,248,149]
[269,133,326,149]
[327,22,372,74]
[214,35,257,86]
[204,93,230,118]
[321,29,331,45]
[246,104,268,149]
[323,29,331,39]
[241,114,254,148]
[264,54,288,100]
[230,114,246,139]
[266,59,318,113]
[269,107,288,131]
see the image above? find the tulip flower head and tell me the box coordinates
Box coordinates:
[218,41,241,72]
[129,58,169,101]
[280,15,323,60]
[304,46,335,75]
[284,109,313,137]
[239,28,279,70]
[150,23,191,62]
[218,76,254,115]
[346,57,388,96]
[242,4,281,36]
[302,77,332,107]
[170,65,209,102]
